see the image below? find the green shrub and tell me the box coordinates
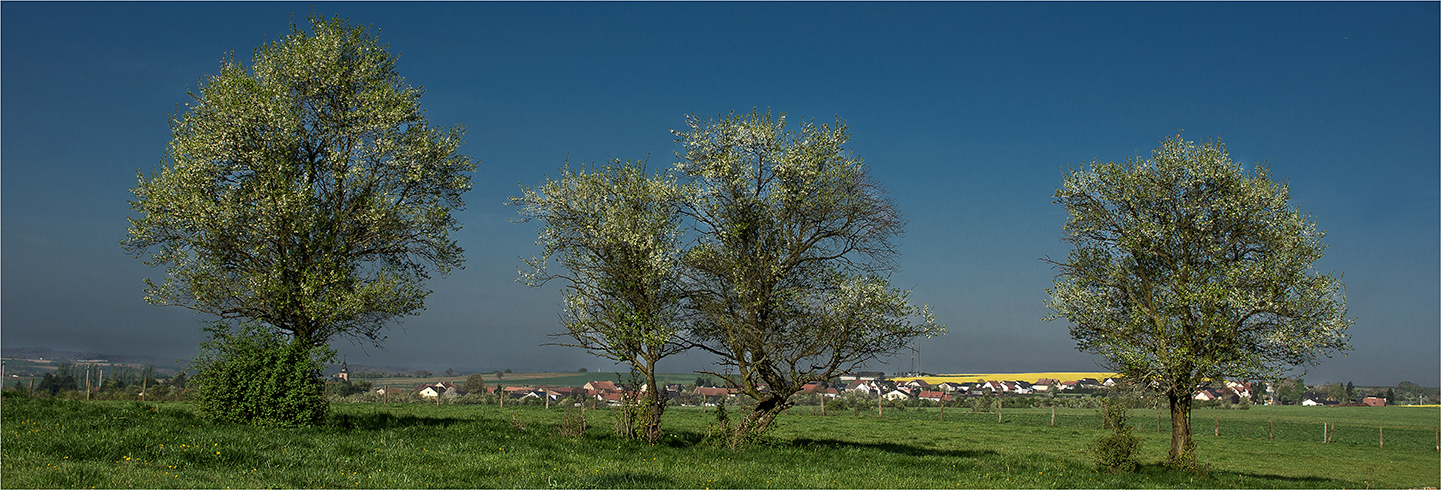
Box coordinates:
[1090,399,1139,473]
[191,323,330,427]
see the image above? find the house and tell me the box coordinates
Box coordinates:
[1193,390,1222,401]
[1224,380,1252,400]
[692,386,730,403]
[1035,378,1060,387]
[583,380,618,392]
[882,389,913,401]
[839,371,885,381]
[936,382,966,392]
[845,380,880,395]
[902,379,930,390]
[1362,396,1386,407]
[918,390,952,402]
[1300,393,1334,406]
[819,388,840,399]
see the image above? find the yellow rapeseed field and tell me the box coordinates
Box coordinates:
[888,372,1118,384]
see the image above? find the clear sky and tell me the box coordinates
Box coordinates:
[3,2,1436,386]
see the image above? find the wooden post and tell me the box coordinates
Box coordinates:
[998,400,1003,424]
[1323,422,1328,443]
[1379,426,1383,447]
[878,393,883,418]
[1215,416,1219,436]
[384,385,389,403]
[85,369,90,401]
[1269,419,1273,440]
[1051,406,1055,426]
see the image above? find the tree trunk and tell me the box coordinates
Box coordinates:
[733,395,787,449]
[1167,391,1195,468]
[641,370,665,445]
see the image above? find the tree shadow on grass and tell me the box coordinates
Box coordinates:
[788,438,999,458]
[1132,464,1347,488]
[328,411,467,430]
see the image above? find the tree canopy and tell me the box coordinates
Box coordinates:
[674,110,943,446]
[124,15,471,426]
[1045,133,1351,467]
[123,15,473,348]
[512,159,687,443]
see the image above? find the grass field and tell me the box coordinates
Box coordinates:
[2,393,1436,488]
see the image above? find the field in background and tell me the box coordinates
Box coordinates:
[359,372,710,390]
[3,393,1436,488]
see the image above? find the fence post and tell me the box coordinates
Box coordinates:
[1269,419,1273,440]
[1379,426,1383,447]
[1051,406,1055,426]
[1214,416,1219,437]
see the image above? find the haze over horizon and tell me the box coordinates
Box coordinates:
[3,2,1437,387]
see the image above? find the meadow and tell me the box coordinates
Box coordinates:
[2,392,1436,489]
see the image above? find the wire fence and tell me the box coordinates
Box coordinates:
[783,405,1441,451]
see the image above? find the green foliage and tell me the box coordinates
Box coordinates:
[191,323,330,427]
[1046,133,1353,465]
[327,379,373,397]
[1091,400,1140,473]
[674,109,944,443]
[513,159,686,444]
[462,374,486,394]
[123,14,472,348]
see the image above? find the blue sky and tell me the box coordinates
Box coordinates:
[3,2,1436,386]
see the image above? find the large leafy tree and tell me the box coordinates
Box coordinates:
[1045,133,1351,467]
[512,159,687,444]
[124,16,472,424]
[674,110,944,447]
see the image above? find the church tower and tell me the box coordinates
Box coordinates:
[339,359,349,382]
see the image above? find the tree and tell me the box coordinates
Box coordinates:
[1323,382,1346,402]
[462,374,486,394]
[123,15,472,426]
[1045,133,1352,468]
[673,110,943,447]
[1275,377,1306,405]
[512,159,687,444]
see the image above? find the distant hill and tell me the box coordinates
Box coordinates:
[1,347,189,371]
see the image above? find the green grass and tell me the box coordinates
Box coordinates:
[2,394,1436,488]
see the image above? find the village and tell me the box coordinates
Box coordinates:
[339,365,1394,409]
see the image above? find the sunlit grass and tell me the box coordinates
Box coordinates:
[2,394,1436,488]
